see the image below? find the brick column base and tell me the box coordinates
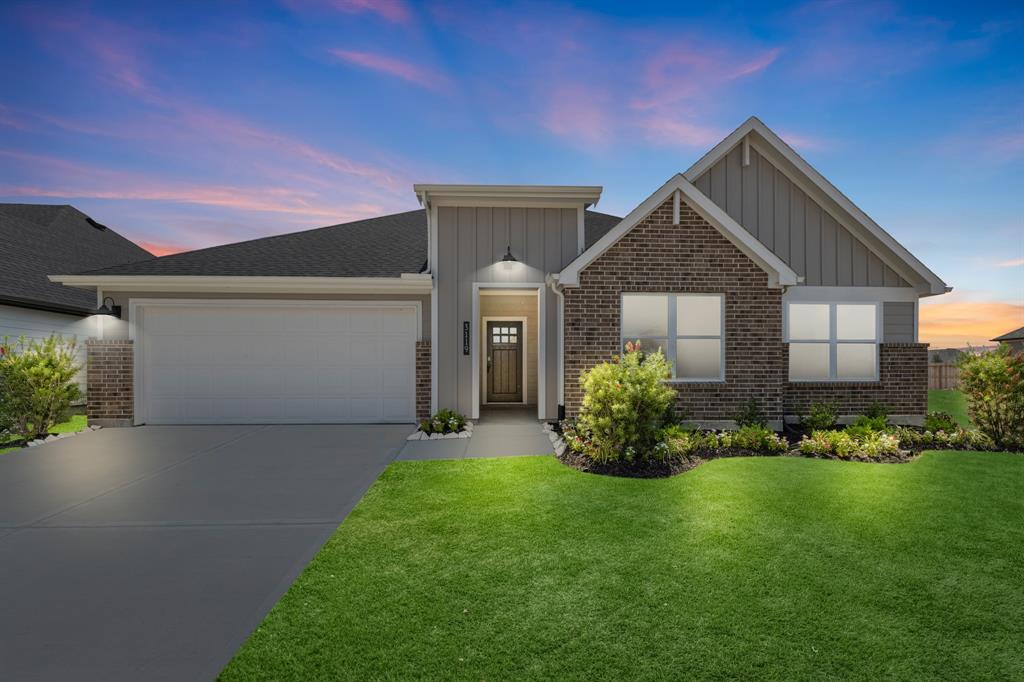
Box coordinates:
[86,339,134,427]
[415,340,431,421]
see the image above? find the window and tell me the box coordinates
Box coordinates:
[786,303,878,381]
[621,294,724,381]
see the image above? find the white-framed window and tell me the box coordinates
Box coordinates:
[621,293,724,381]
[786,302,879,381]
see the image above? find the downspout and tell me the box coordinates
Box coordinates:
[546,273,566,421]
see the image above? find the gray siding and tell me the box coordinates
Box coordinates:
[696,145,911,287]
[437,206,578,419]
[883,302,915,342]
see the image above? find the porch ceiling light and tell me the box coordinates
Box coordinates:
[501,244,518,270]
[95,296,122,319]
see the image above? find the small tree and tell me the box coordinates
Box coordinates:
[577,345,676,462]
[0,335,82,442]
[957,346,1024,451]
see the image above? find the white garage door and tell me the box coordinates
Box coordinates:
[137,302,418,424]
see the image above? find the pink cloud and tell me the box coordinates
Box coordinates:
[135,240,187,257]
[638,117,725,148]
[540,86,613,147]
[284,0,412,24]
[996,258,1024,268]
[0,150,384,222]
[329,49,450,90]
[776,130,835,152]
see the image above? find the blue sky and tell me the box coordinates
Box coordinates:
[0,0,1021,346]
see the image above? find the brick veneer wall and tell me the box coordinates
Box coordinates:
[85,339,134,426]
[783,343,929,418]
[416,340,431,420]
[563,197,785,422]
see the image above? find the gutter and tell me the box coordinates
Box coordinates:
[47,275,433,295]
[546,273,566,411]
[0,294,93,317]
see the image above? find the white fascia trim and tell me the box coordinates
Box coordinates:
[558,174,799,288]
[48,275,432,295]
[684,116,948,296]
[414,184,602,209]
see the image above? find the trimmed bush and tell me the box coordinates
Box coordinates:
[802,402,838,431]
[798,429,901,460]
[893,426,995,452]
[957,346,1024,451]
[923,411,960,434]
[0,335,81,442]
[576,348,676,463]
[662,425,787,458]
[419,408,467,435]
[733,398,767,428]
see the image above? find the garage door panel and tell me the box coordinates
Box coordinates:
[140,303,417,424]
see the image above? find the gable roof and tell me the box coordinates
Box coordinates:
[61,208,621,279]
[557,174,800,288]
[684,117,948,296]
[0,204,152,315]
[992,326,1024,343]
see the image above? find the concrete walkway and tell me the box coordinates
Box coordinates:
[398,406,554,460]
[0,424,409,682]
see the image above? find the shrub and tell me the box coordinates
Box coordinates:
[723,424,788,453]
[0,335,81,442]
[957,346,1024,451]
[894,426,995,452]
[733,398,767,428]
[923,411,960,434]
[798,429,900,460]
[845,414,888,439]
[576,348,676,462]
[419,408,466,435]
[802,401,837,431]
[864,401,889,420]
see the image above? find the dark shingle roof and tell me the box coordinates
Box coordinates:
[79,208,622,278]
[0,204,153,314]
[992,326,1024,343]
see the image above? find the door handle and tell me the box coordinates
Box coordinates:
[487,355,492,371]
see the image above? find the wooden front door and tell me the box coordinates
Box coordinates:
[486,321,523,403]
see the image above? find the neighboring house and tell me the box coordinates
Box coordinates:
[991,326,1024,354]
[1,204,152,396]
[51,117,947,428]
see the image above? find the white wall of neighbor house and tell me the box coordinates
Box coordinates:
[435,206,580,419]
[0,304,97,397]
[97,291,431,341]
[480,292,538,405]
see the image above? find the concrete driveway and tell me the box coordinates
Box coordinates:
[0,424,410,681]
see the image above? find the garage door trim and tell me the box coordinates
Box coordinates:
[129,298,422,425]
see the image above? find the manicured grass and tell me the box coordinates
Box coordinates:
[928,389,972,428]
[223,452,1024,681]
[1,414,88,454]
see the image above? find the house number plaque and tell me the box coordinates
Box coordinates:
[463,321,470,355]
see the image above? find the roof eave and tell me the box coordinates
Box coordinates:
[48,274,433,295]
[414,183,602,208]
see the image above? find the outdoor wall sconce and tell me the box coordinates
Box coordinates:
[501,243,518,270]
[95,296,122,319]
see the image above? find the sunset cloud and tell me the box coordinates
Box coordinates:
[329,49,450,90]
[919,300,1024,348]
[136,240,188,257]
[996,258,1024,268]
[285,0,412,24]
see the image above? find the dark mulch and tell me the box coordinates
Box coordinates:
[556,448,700,478]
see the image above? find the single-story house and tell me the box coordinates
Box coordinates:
[51,117,948,428]
[1,204,152,396]
[991,326,1024,354]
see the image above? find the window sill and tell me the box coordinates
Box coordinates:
[788,378,880,384]
[665,379,726,385]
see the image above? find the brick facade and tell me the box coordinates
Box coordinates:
[783,343,929,418]
[561,197,928,425]
[563,198,785,423]
[85,339,134,426]
[416,340,431,420]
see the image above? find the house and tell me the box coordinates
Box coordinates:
[1,204,152,395]
[991,326,1024,354]
[50,117,947,428]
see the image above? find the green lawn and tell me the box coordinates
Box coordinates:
[222,452,1024,681]
[928,389,971,428]
[0,414,88,454]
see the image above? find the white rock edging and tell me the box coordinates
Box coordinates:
[407,421,474,441]
[25,423,101,448]
[544,424,568,456]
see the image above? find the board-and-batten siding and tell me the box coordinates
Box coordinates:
[0,304,97,397]
[695,145,910,288]
[883,302,916,342]
[436,206,578,419]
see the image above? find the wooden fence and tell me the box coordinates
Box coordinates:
[928,363,961,390]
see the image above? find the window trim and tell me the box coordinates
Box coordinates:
[784,301,881,382]
[620,292,725,383]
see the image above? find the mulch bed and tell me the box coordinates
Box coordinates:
[557,444,916,478]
